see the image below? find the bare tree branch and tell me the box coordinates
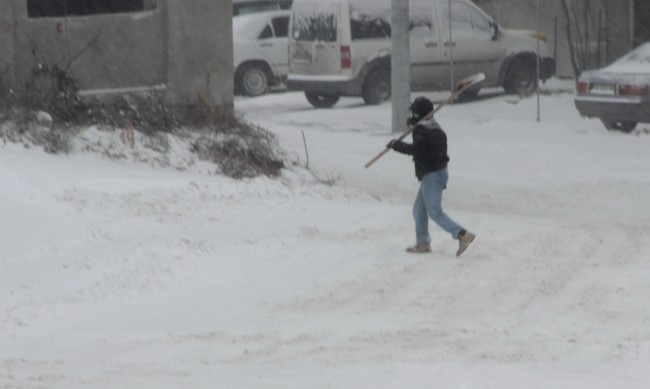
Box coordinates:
[561,0,604,76]
[65,24,105,72]
[560,0,580,76]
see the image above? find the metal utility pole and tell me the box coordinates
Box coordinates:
[391,0,410,133]
[536,0,541,122]
[448,0,455,93]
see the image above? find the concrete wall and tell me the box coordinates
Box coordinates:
[603,0,634,62]
[0,1,15,90]
[474,0,634,78]
[0,0,232,108]
[165,1,233,107]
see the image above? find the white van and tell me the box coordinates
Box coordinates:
[287,0,556,107]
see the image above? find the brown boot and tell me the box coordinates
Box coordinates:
[405,242,431,253]
[456,230,476,257]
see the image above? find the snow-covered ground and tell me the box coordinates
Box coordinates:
[2,80,650,388]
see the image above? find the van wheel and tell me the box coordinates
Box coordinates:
[305,92,340,108]
[362,70,391,105]
[600,119,637,133]
[236,64,269,97]
[504,57,536,96]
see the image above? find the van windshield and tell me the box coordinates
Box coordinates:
[292,2,338,42]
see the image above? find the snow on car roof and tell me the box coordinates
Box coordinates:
[233,10,290,41]
[605,42,650,74]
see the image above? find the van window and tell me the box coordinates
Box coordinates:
[440,2,472,36]
[292,2,338,42]
[349,1,435,41]
[468,6,491,36]
[440,2,491,39]
[409,1,435,38]
[350,5,391,40]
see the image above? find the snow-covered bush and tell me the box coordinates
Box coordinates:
[0,66,285,178]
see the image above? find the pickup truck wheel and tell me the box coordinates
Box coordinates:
[304,92,340,108]
[504,57,536,96]
[237,64,269,97]
[600,119,637,133]
[362,70,391,105]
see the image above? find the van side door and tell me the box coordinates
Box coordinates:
[409,0,448,90]
[438,0,501,87]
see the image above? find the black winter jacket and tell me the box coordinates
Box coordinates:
[391,118,450,181]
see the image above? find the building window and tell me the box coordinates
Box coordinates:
[27,0,155,18]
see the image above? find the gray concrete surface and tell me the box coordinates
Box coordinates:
[0,0,232,109]
[475,0,635,78]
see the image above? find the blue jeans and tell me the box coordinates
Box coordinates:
[413,168,463,244]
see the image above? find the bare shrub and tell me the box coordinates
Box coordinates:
[0,65,12,106]
[191,122,285,179]
[20,64,85,122]
[560,0,606,75]
[2,65,286,178]
[38,127,73,154]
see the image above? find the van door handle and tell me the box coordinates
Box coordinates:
[260,42,273,47]
[425,42,438,47]
[444,41,456,47]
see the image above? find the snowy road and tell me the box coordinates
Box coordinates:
[2,82,650,388]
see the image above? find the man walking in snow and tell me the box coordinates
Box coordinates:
[386,96,475,256]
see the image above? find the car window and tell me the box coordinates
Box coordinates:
[259,24,273,39]
[272,16,290,38]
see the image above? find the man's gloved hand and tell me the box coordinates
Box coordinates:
[386,139,398,149]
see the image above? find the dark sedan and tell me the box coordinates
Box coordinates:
[575,42,650,132]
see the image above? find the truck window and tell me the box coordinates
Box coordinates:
[292,2,338,42]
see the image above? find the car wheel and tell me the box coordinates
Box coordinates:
[304,92,340,108]
[600,119,637,133]
[362,69,391,105]
[504,57,537,96]
[237,64,269,97]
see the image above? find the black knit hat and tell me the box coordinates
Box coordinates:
[409,97,434,120]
